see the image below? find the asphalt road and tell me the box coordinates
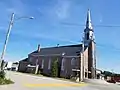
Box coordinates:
[0,71,120,90]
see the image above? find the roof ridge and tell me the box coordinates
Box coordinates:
[30,44,82,55]
[42,44,82,49]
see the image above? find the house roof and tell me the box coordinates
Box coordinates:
[19,58,28,62]
[30,44,84,57]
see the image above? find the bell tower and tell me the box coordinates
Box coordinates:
[83,9,96,79]
[84,9,95,46]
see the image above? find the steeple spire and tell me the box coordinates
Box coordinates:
[86,9,93,30]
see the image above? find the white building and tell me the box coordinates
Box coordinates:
[5,61,19,71]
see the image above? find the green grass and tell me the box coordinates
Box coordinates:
[0,77,14,85]
[0,71,14,85]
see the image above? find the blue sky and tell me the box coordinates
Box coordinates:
[0,0,120,73]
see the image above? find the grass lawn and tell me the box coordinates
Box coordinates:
[0,77,14,85]
[0,71,14,85]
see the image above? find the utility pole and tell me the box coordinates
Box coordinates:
[0,13,15,71]
[80,37,84,82]
[0,13,34,71]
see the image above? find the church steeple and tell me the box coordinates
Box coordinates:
[85,9,93,31]
[82,9,96,79]
[84,9,94,46]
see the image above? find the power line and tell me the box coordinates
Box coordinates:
[94,25,120,28]
[59,38,120,52]
[60,22,120,28]
[95,43,120,52]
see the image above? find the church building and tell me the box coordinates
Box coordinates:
[18,9,96,81]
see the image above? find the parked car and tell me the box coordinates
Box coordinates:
[107,79,116,84]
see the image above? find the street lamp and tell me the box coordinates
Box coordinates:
[0,13,34,71]
[15,16,34,21]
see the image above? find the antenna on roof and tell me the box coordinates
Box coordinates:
[57,44,59,47]
[38,44,41,52]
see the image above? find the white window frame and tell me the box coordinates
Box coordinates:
[36,59,38,65]
[41,59,44,69]
[48,58,51,69]
[61,58,65,71]
[71,58,75,66]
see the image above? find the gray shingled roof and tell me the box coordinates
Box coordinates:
[19,58,28,62]
[30,44,83,56]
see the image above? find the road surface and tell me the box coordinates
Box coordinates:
[0,71,120,90]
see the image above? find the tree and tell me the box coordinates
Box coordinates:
[1,60,5,71]
[0,70,5,79]
[102,71,112,76]
[51,59,58,77]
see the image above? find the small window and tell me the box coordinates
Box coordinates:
[71,58,76,66]
[41,59,44,69]
[48,58,51,69]
[61,58,65,71]
[36,59,38,65]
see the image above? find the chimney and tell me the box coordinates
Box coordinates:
[57,44,59,47]
[37,44,40,52]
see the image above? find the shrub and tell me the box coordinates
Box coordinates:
[37,70,41,74]
[0,71,5,79]
[4,78,14,84]
[51,59,58,77]
[0,70,14,85]
[0,78,14,85]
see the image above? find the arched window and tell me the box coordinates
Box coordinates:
[71,58,76,66]
[36,59,38,65]
[48,58,51,69]
[29,58,32,62]
[61,58,65,71]
[87,33,89,40]
[41,59,44,69]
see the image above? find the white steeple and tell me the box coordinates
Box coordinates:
[86,9,93,30]
[84,9,94,46]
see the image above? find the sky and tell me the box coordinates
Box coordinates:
[0,0,120,73]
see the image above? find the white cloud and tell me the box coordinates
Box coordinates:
[0,26,6,31]
[14,30,79,44]
[7,8,15,13]
[55,0,71,19]
[0,52,23,61]
[99,18,102,23]
[34,33,79,44]
[0,42,3,47]
[5,0,28,15]
[0,41,32,61]
[100,16,103,23]
[38,0,72,20]
[98,14,103,23]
